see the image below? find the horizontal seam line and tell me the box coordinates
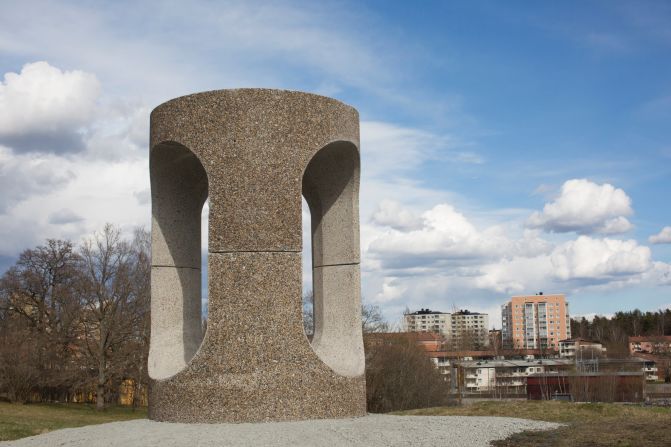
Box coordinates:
[314,262,360,268]
[152,265,201,270]
[209,250,302,254]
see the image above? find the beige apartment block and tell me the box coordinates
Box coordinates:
[450,310,490,349]
[404,308,490,349]
[501,293,571,351]
[404,309,451,337]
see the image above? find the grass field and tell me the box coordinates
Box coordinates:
[0,402,146,442]
[397,400,671,447]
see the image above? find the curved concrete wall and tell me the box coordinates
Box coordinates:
[148,142,207,380]
[148,89,366,423]
[303,141,364,377]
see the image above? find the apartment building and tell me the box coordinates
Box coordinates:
[558,338,607,359]
[629,335,671,355]
[577,358,659,382]
[501,293,571,350]
[449,310,490,349]
[459,359,573,393]
[404,309,451,337]
[405,308,490,347]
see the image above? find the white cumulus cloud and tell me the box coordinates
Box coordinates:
[374,277,408,303]
[48,208,85,225]
[367,202,554,274]
[0,61,100,153]
[0,146,75,212]
[527,179,633,235]
[370,200,424,231]
[362,198,670,305]
[368,203,504,267]
[649,226,671,244]
[551,236,651,281]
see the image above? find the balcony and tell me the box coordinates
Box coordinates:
[497,380,524,387]
[496,371,526,378]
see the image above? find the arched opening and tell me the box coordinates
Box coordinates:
[148,141,208,380]
[302,140,364,377]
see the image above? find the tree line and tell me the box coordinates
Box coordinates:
[1,225,447,414]
[571,309,671,357]
[0,224,149,409]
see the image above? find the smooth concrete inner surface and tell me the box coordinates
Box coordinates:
[148,89,366,422]
[310,264,364,377]
[149,142,207,380]
[303,140,363,378]
[148,267,202,379]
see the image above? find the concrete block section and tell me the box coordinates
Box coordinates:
[303,141,360,267]
[148,266,203,380]
[204,251,306,368]
[311,263,365,377]
[150,141,207,268]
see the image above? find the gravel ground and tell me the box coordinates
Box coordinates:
[1,415,561,447]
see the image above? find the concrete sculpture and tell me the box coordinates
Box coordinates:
[147,89,366,422]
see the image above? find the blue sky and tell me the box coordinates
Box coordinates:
[0,0,670,327]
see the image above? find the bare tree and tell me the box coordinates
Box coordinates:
[302,294,389,336]
[489,330,502,356]
[77,224,149,410]
[0,239,80,400]
[122,228,151,409]
[0,317,41,403]
[446,328,480,352]
[302,289,314,338]
[365,334,449,412]
[361,303,389,333]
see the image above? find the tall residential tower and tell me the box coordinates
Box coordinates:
[501,293,570,350]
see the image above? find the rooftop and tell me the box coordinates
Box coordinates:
[559,338,601,344]
[460,359,573,368]
[406,308,446,315]
[453,309,485,316]
[629,335,671,343]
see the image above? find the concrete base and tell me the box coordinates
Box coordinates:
[148,252,366,423]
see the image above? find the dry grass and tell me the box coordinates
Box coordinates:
[397,400,671,447]
[0,402,146,441]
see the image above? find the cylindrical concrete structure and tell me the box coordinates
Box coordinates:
[148,89,365,423]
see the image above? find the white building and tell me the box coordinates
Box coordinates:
[404,309,451,337]
[405,308,491,348]
[459,359,573,393]
[450,310,490,349]
[558,338,606,359]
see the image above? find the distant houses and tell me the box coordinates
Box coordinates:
[398,293,665,402]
